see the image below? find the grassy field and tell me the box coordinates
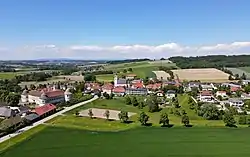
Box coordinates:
[226,67,250,79]
[2,126,250,157]
[104,61,177,79]
[0,72,23,79]
[96,74,114,82]
[238,67,250,73]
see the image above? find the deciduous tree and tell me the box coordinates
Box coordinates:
[182,115,190,126]
[118,111,129,123]
[159,112,170,126]
[138,112,149,126]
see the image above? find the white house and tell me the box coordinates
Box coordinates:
[102,84,114,95]
[241,93,250,100]
[201,83,214,91]
[216,91,227,98]
[228,98,244,107]
[114,75,128,87]
[199,91,214,103]
[166,90,176,99]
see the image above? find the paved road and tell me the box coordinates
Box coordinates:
[0,96,98,143]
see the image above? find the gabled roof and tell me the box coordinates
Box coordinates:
[200,90,212,96]
[113,86,125,93]
[0,107,16,118]
[25,113,39,121]
[34,104,56,116]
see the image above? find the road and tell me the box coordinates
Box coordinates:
[0,96,98,143]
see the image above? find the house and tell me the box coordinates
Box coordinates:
[201,83,214,91]
[241,93,250,100]
[125,88,148,95]
[146,83,162,91]
[85,83,101,91]
[186,82,200,91]
[9,106,30,117]
[21,88,70,106]
[113,86,126,96]
[126,74,137,80]
[102,83,114,95]
[199,91,214,103]
[156,91,164,97]
[24,113,40,123]
[0,107,16,119]
[242,80,250,85]
[0,115,22,130]
[166,90,176,99]
[131,82,144,89]
[114,75,128,87]
[228,98,244,107]
[33,104,57,118]
[216,91,227,98]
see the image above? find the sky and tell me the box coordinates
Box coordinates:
[0,0,250,60]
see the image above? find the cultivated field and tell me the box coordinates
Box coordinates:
[2,126,250,157]
[79,108,136,120]
[172,68,230,82]
[55,75,84,81]
[96,74,114,82]
[153,70,170,80]
[227,67,250,79]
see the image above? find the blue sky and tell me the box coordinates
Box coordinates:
[0,0,250,59]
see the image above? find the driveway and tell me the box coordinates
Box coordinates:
[0,96,98,143]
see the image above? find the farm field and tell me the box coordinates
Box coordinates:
[226,67,250,79]
[172,68,230,82]
[153,70,170,80]
[2,126,250,157]
[0,72,25,79]
[238,67,250,73]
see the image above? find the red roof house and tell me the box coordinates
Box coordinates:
[34,104,56,116]
[113,86,125,94]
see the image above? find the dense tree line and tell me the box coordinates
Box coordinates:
[82,70,113,75]
[107,59,151,64]
[169,55,250,68]
[15,72,53,82]
[0,79,21,106]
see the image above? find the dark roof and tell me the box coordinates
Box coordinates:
[117,78,126,84]
[0,115,22,129]
[166,90,176,94]
[25,113,39,121]
[19,106,30,114]
[0,107,16,118]
[34,104,56,116]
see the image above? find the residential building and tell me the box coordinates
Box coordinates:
[201,83,214,91]
[102,83,114,95]
[199,91,214,103]
[0,107,16,119]
[186,82,200,91]
[166,90,176,99]
[146,83,162,91]
[33,104,57,118]
[113,86,126,96]
[216,91,227,98]
[64,88,73,102]
[21,88,69,106]
[228,98,244,107]
[126,74,137,80]
[24,113,40,123]
[125,88,148,95]
[131,82,144,89]
[241,93,250,100]
[156,91,164,97]
[242,80,250,85]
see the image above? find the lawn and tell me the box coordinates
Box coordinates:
[226,67,250,79]
[238,67,250,73]
[96,74,114,82]
[0,72,22,79]
[2,126,250,157]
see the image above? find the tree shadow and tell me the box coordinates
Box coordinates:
[184,124,193,128]
[144,123,153,127]
[161,124,174,128]
[225,124,237,128]
[124,120,134,124]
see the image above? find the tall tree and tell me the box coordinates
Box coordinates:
[104,110,110,120]
[131,96,139,106]
[147,95,159,112]
[125,96,132,105]
[138,112,149,126]
[159,112,170,126]
[118,111,129,123]
[182,115,190,126]
[223,112,236,127]
[88,109,94,119]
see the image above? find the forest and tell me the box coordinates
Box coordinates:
[169,55,250,68]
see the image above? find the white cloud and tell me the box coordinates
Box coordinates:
[0,41,250,60]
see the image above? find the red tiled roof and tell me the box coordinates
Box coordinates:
[29,89,64,98]
[146,83,162,89]
[133,82,144,88]
[230,87,241,92]
[34,104,56,116]
[113,87,125,93]
[102,83,114,90]
[200,91,212,96]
